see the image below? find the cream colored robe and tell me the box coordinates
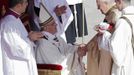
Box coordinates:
[87,35,100,75]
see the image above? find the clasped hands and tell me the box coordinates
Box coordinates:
[28,31,43,41]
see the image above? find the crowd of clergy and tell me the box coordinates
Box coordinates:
[0,0,134,75]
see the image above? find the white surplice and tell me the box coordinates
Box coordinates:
[1,15,38,75]
[36,32,85,75]
[109,6,134,75]
[34,0,73,41]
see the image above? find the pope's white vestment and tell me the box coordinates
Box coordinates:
[36,32,85,75]
[109,6,134,75]
[1,14,38,75]
[34,0,73,41]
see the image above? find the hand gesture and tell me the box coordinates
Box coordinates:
[28,31,43,41]
[77,44,87,57]
[54,5,67,16]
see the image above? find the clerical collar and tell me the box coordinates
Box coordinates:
[5,9,20,18]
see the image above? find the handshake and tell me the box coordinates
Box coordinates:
[77,44,88,57]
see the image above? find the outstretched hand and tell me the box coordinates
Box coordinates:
[28,31,43,41]
[54,5,67,16]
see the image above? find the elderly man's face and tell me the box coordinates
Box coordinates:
[96,0,108,14]
[43,19,57,35]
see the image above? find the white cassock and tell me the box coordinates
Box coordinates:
[36,32,85,75]
[66,0,82,5]
[1,15,38,75]
[34,0,73,41]
[109,6,134,75]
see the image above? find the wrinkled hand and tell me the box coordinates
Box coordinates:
[28,31,43,41]
[54,5,67,16]
[77,44,87,57]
